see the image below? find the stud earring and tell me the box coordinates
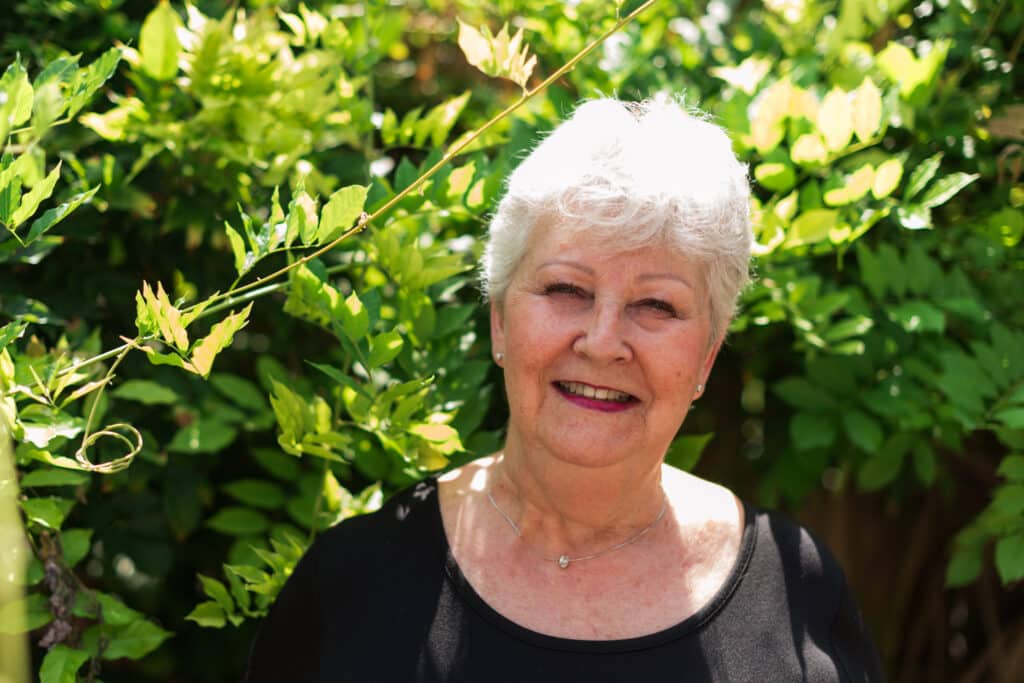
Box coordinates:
[695,383,705,395]
[495,352,504,363]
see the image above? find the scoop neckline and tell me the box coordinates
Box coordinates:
[431,486,759,654]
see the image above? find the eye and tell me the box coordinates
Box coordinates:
[636,298,678,317]
[543,282,587,298]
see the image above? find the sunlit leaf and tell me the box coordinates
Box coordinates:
[871,158,903,199]
[457,20,537,90]
[140,0,183,80]
[187,304,251,378]
[851,77,882,142]
[9,162,62,230]
[818,87,853,151]
[318,184,368,244]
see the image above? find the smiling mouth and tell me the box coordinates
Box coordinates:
[554,381,637,403]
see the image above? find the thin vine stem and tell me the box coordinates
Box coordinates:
[180,0,658,316]
[55,1,659,384]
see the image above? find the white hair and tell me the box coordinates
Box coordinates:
[479,96,752,340]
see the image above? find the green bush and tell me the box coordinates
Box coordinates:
[1,0,1021,680]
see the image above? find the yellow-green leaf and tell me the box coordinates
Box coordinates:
[9,162,62,230]
[367,330,404,368]
[39,645,90,683]
[851,77,882,143]
[139,0,183,80]
[818,87,853,151]
[786,209,839,247]
[188,304,252,378]
[338,291,369,343]
[0,60,33,140]
[824,164,874,206]
[318,184,368,244]
[790,133,828,166]
[872,158,903,199]
[456,20,536,90]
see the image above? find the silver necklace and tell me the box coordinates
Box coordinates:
[486,489,668,569]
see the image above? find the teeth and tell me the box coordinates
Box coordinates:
[559,381,632,402]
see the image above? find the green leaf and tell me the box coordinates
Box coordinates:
[185,600,226,628]
[338,291,369,343]
[24,185,100,245]
[889,301,945,334]
[773,376,834,413]
[998,455,1024,481]
[61,528,93,567]
[786,209,839,247]
[0,60,33,140]
[946,542,983,587]
[904,153,941,200]
[823,316,873,342]
[207,506,269,536]
[318,185,368,244]
[19,469,89,488]
[139,0,183,80]
[919,173,978,209]
[9,162,62,230]
[112,379,180,405]
[754,161,796,192]
[223,479,285,510]
[39,645,90,683]
[995,533,1024,584]
[168,417,237,454]
[842,410,883,453]
[20,496,73,530]
[664,433,714,472]
[210,373,267,411]
[100,620,172,660]
[65,47,122,118]
[225,223,249,275]
[367,330,404,368]
[198,574,235,613]
[996,408,1024,429]
[790,412,837,451]
[188,304,252,378]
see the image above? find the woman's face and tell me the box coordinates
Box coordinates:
[491,223,722,472]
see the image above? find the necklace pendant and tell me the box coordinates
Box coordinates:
[558,554,570,569]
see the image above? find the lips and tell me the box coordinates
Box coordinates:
[554,380,636,403]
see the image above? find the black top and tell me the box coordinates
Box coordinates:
[244,479,884,682]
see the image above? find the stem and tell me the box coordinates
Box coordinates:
[181,0,658,315]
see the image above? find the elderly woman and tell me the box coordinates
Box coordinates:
[245,98,883,682]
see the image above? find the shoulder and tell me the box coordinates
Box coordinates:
[302,478,443,580]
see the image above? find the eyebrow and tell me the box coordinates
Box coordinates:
[537,260,696,290]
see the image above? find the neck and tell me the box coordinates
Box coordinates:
[489,437,666,557]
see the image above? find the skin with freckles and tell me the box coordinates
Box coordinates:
[491,222,722,476]
[437,221,743,641]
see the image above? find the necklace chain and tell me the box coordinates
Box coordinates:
[486,488,668,569]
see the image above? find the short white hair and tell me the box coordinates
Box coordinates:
[479,96,752,340]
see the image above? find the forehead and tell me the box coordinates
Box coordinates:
[519,220,702,283]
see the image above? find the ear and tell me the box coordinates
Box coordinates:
[699,334,725,385]
[490,299,506,360]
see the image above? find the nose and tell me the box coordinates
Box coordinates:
[572,301,633,363]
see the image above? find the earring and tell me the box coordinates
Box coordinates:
[495,352,504,363]
[695,383,705,396]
